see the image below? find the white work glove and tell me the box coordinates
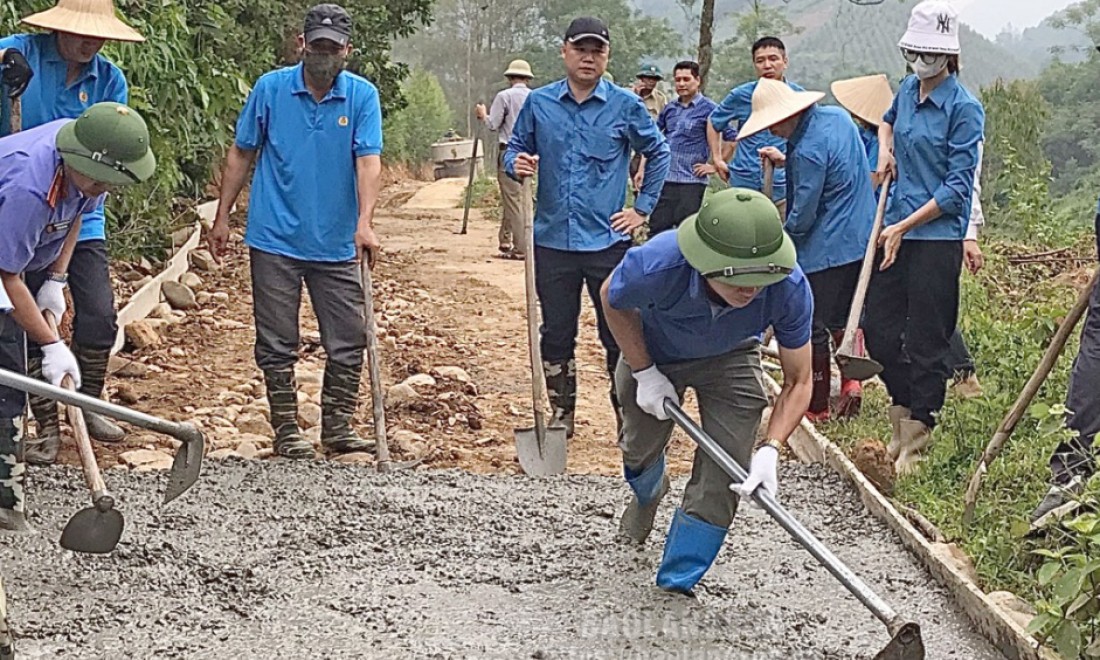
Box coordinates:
[735,445,779,504]
[35,279,67,322]
[632,365,677,420]
[41,341,81,389]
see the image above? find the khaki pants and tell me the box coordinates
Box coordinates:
[497,149,530,251]
[615,343,768,528]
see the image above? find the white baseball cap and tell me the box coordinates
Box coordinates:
[898,0,960,55]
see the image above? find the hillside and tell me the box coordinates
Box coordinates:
[632,0,1041,90]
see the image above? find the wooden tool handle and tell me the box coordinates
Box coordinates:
[838,176,892,355]
[762,158,775,201]
[43,311,107,499]
[522,181,548,439]
[361,261,390,464]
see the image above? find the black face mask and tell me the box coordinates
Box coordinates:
[303,51,344,84]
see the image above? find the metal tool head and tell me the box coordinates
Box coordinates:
[875,621,925,660]
[838,353,884,381]
[60,496,124,554]
[514,425,568,476]
[164,423,204,505]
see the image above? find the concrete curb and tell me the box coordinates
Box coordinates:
[761,373,1058,660]
[110,200,216,355]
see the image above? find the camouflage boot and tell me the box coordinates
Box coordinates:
[24,357,61,466]
[0,417,32,533]
[263,367,314,459]
[320,361,374,454]
[543,358,576,438]
[73,345,126,443]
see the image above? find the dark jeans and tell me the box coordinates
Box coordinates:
[0,313,25,418]
[864,240,963,428]
[534,242,629,373]
[806,261,861,348]
[947,329,975,377]
[250,248,367,371]
[25,239,118,351]
[649,183,707,235]
[1050,270,1100,485]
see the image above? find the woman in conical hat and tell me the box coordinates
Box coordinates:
[0,0,144,467]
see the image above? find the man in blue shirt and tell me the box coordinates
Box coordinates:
[210,4,383,460]
[505,16,670,436]
[601,188,812,594]
[0,0,144,464]
[638,60,734,235]
[743,79,876,423]
[707,37,802,208]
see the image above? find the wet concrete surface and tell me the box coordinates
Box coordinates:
[0,460,1002,659]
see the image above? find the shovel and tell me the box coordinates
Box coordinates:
[0,370,204,505]
[459,127,481,235]
[665,400,925,660]
[361,259,421,473]
[761,157,775,200]
[514,182,567,476]
[39,311,123,553]
[836,176,892,381]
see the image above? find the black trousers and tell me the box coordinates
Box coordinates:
[25,239,118,351]
[946,329,975,376]
[864,240,963,428]
[1050,268,1100,484]
[534,242,629,373]
[806,261,861,348]
[649,183,707,236]
[0,313,25,419]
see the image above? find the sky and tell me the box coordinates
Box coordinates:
[955,0,1081,38]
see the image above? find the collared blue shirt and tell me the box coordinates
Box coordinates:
[504,78,670,252]
[235,64,383,262]
[606,231,813,364]
[784,105,876,274]
[0,120,102,274]
[0,33,127,243]
[657,93,736,185]
[710,80,804,202]
[883,74,984,241]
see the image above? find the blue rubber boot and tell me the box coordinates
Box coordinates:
[655,508,728,594]
[618,454,670,544]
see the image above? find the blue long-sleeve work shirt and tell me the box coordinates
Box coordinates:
[504,79,670,252]
[883,74,985,241]
[784,105,876,274]
[709,79,803,203]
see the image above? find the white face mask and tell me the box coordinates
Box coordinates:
[911,56,948,80]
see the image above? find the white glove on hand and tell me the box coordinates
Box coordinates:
[735,445,779,504]
[41,341,81,389]
[36,279,67,322]
[632,365,677,420]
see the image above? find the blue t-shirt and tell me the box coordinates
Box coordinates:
[606,231,813,365]
[0,33,128,243]
[883,75,984,241]
[235,64,383,262]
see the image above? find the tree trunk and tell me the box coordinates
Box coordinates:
[698,0,716,92]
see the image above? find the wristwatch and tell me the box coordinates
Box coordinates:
[753,436,783,453]
[46,272,68,284]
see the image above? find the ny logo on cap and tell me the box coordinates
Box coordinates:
[323,18,332,25]
[936,13,952,34]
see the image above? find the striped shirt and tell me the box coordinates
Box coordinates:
[657,93,736,185]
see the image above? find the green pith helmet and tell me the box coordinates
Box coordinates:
[55,102,156,186]
[637,62,662,80]
[677,188,797,287]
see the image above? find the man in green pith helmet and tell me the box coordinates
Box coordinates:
[600,187,813,594]
[0,101,156,532]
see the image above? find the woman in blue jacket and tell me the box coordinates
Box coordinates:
[866,0,985,476]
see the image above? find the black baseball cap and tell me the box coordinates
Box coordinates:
[564,17,610,46]
[304,4,352,46]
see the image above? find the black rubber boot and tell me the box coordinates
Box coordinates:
[263,367,314,459]
[0,417,32,533]
[73,344,126,443]
[24,357,60,466]
[320,360,374,454]
[543,358,576,438]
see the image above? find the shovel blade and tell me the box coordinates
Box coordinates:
[164,423,204,505]
[837,353,884,381]
[874,621,925,660]
[514,425,568,476]
[60,506,124,554]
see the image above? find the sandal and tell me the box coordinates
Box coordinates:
[494,250,526,261]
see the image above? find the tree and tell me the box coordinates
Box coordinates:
[385,69,456,165]
[706,1,801,96]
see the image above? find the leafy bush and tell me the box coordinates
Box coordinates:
[384,69,454,166]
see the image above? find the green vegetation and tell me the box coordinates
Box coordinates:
[384,69,455,165]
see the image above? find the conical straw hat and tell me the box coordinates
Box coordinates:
[831,74,894,128]
[23,0,145,43]
[736,78,825,142]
